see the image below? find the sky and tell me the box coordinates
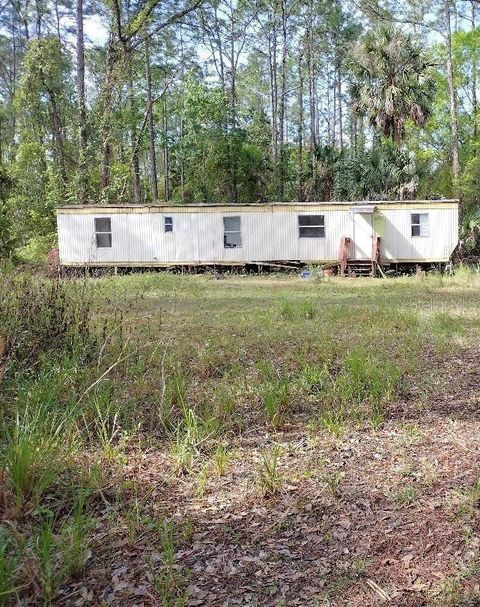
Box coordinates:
[83,15,108,46]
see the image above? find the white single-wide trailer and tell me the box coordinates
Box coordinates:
[56,200,459,272]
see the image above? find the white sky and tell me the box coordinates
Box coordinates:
[84,15,108,46]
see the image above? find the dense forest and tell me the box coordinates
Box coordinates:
[1,0,480,259]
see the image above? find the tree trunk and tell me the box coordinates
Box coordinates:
[76,0,87,203]
[268,17,278,177]
[444,0,460,197]
[10,5,17,151]
[48,90,67,189]
[278,0,288,200]
[472,1,478,138]
[54,0,62,40]
[306,9,317,198]
[297,52,304,201]
[163,95,169,201]
[127,49,141,204]
[179,32,185,203]
[336,61,343,149]
[213,6,226,88]
[229,2,238,203]
[100,40,116,192]
[144,38,158,200]
[35,0,43,37]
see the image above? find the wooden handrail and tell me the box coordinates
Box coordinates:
[339,236,352,276]
[371,236,381,262]
[370,236,381,276]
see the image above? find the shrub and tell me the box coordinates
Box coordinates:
[0,269,94,377]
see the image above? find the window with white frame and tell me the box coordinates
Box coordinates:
[94,217,112,248]
[298,215,325,238]
[164,216,173,233]
[223,216,242,248]
[411,213,429,237]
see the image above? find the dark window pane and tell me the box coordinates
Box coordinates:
[95,218,111,232]
[411,214,420,225]
[96,233,112,248]
[299,215,324,227]
[411,225,420,237]
[223,216,241,232]
[299,226,325,238]
[224,232,242,248]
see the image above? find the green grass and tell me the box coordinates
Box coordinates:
[2,268,480,603]
[257,444,283,495]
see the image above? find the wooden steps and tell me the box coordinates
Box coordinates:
[338,235,384,277]
[346,260,375,276]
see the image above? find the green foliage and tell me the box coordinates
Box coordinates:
[0,527,17,606]
[350,25,435,144]
[1,403,76,514]
[0,270,93,375]
[5,37,75,252]
[0,167,15,258]
[0,0,478,260]
[260,374,290,427]
[301,138,425,202]
[171,80,268,204]
[257,444,283,495]
[459,206,480,254]
[31,503,91,602]
[152,520,186,606]
[461,147,480,209]
[213,443,229,476]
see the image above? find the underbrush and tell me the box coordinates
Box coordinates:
[0,270,137,603]
[1,269,472,604]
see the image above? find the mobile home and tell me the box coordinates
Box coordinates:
[56,200,459,274]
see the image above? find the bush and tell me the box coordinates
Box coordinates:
[0,269,94,377]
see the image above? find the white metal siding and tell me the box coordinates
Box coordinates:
[379,208,458,262]
[57,205,458,265]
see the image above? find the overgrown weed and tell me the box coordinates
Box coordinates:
[257,444,283,495]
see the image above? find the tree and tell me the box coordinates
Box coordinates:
[15,37,74,193]
[350,25,435,144]
[98,0,203,198]
[76,0,87,203]
[0,0,477,256]
[0,165,15,257]
[443,0,460,196]
[335,141,421,201]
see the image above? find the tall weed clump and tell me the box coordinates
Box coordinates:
[0,269,95,378]
[0,527,17,606]
[2,404,78,514]
[0,270,98,509]
[0,269,102,601]
[317,349,401,432]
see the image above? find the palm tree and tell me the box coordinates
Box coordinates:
[460,207,480,254]
[334,142,419,201]
[350,26,435,145]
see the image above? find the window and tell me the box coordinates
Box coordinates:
[165,216,173,233]
[94,217,112,248]
[298,215,325,238]
[223,216,242,248]
[411,213,429,237]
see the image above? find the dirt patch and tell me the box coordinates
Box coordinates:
[55,350,480,607]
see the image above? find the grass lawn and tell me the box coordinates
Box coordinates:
[1,270,480,606]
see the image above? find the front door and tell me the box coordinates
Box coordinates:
[353,212,373,259]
